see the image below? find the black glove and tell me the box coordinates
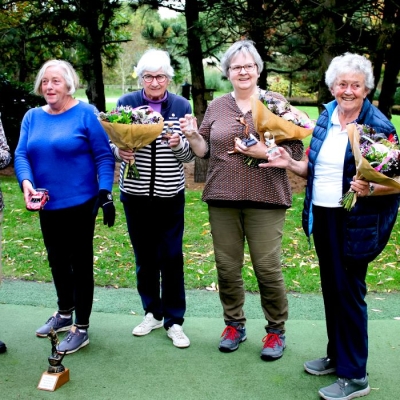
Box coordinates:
[93,189,115,227]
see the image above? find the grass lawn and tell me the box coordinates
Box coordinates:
[2,175,399,294]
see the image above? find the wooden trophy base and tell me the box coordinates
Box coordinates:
[38,368,70,391]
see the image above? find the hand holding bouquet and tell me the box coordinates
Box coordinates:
[98,106,164,180]
[340,123,400,210]
[232,91,315,168]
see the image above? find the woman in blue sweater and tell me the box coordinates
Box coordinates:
[15,60,116,354]
[260,53,400,399]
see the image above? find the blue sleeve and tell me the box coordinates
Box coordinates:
[86,108,115,192]
[14,110,35,188]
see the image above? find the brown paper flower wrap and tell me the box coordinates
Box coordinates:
[250,94,313,144]
[99,106,164,181]
[100,120,164,151]
[340,123,400,210]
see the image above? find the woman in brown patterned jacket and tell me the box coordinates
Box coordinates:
[180,40,304,360]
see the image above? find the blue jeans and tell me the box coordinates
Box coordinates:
[121,190,186,329]
[39,198,96,329]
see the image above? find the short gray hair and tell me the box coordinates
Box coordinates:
[34,60,79,96]
[220,40,264,78]
[135,49,175,85]
[325,52,374,91]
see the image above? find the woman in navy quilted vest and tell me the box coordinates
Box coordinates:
[260,53,400,400]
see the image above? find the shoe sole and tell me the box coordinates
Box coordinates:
[304,365,336,375]
[318,385,370,400]
[57,338,89,355]
[260,344,286,361]
[36,325,73,338]
[132,322,163,336]
[218,335,247,353]
[0,346,6,354]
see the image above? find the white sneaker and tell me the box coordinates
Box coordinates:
[167,324,190,348]
[132,313,163,336]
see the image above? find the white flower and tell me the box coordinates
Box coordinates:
[369,143,389,156]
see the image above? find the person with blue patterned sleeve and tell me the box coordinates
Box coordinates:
[0,113,12,354]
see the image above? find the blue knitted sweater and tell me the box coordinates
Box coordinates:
[15,101,115,210]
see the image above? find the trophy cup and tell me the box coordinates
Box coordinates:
[37,328,70,391]
[264,132,281,160]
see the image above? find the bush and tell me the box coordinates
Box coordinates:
[0,74,45,157]
[394,87,400,105]
[204,69,232,92]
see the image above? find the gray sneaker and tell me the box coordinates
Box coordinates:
[56,326,89,354]
[260,330,286,361]
[218,325,247,352]
[319,377,370,400]
[36,312,73,337]
[304,356,336,375]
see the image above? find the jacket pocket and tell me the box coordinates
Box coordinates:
[344,213,379,263]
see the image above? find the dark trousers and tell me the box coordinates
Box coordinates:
[313,205,368,379]
[39,198,96,329]
[121,191,186,329]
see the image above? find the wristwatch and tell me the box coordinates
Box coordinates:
[367,183,374,196]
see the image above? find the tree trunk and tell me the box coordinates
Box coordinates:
[378,37,400,120]
[247,0,269,89]
[185,0,209,182]
[84,49,106,112]
[316,0,343,112]
[377,3,400,119]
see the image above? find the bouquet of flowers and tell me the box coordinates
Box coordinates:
[251,91,315,145]
[339,123,400,211]
[231,91,315,168]
[98,105,164,180]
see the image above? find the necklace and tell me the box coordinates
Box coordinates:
[47,97,73,115]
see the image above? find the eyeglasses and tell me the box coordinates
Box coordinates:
[229,63,257,73]
[142,74,168,83]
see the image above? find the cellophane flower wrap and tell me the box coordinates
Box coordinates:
[98,105,164,180]
[251,91,315,144]
[339,123,400,211]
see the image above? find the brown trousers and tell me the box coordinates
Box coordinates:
[208,206,288,332]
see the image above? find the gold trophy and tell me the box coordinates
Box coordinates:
[37,328,70,391]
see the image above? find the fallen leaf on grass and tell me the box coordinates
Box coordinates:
[206,282,217,291]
